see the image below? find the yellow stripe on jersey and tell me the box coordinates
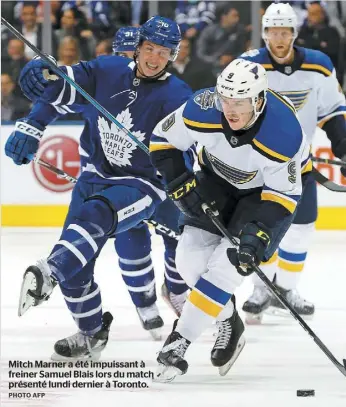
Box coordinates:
[318,113,346,128]
[301,159,313,174]
[261,192,297,214]
[188,290,223,317]
[268,89,296,114]
[253,138,291,162]
[261,251,278,265]
[262,64,274,70]
[301,63,332,77]
[183,118,223,129]
[278,259,305,272]
[149,143,176,152]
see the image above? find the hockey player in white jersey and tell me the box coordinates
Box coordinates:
[149,59,311,381]
[241,3,346,323]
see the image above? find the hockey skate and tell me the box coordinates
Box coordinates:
[242,285,273,325]
[161,283,188,317]
[270,284,315,319]
[18,259,57,317]
[211,309,245,376]
[155,320,190,383]
[136,303,164,340]
[52,312,113,360]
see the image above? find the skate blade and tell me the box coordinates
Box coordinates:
[153,363,183,383]
[244,312,264,325]
[161,295,181,318]
[149,328,162,341]
[266,306,314,320]
[218,335,246,377]
[51,351,102,362]
[18,271,38,317]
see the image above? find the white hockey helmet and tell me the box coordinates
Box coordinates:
[215,59,268,127]
[262,2,298,38]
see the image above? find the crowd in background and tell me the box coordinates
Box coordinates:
[2,0,346,121]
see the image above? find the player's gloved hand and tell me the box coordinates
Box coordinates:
[165,171,215,218]
[19,56,59,102]
[5,119,44,165]
[227,222,271,276]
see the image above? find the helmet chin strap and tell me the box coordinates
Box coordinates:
[242,96,266,130]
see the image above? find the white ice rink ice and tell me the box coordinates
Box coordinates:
[1,228,345,407]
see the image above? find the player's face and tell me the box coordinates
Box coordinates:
[137,41,171,77]
[265,27,294,59]
[219,96,254,130]
[118,51,135,59]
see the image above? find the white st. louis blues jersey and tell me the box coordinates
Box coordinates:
[151,89,311,216]
[241,46,346,144]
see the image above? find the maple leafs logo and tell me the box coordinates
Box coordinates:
[97,108,146,167]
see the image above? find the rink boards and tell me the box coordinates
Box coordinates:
[1,123,346,229]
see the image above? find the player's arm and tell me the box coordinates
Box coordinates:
[4,101,66,166]
[316,60,346,171]
[150,104,210,218]
[18,56,97,112]
[228,138,307,272]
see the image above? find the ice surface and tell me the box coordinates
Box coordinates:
[1,228,345,406]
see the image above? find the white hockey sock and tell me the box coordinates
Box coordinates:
[176,276,233,342]
[252,251,278,288]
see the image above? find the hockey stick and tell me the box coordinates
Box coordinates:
[0,17,149,155]
[202,203,346,378]
[34,157,179,240]
[312,156,346,167]
[312,167,346,192]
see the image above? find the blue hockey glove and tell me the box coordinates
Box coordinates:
[227,222,271,276]
[19,56,59,102]
[5,119,45,165]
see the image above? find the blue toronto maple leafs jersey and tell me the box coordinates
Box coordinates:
[33,56,192,202]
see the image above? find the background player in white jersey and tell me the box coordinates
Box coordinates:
[241,3,346,323]
[150,59,311,381]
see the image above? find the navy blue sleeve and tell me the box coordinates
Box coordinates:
[27,101,62,127]
[322,115,346,158]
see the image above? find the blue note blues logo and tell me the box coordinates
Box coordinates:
[279,89,312,111]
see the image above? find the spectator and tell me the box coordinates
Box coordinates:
[36,1,64,30]
[95,39,113,57]
[168,38,215,91]
[57,36,80,66]
[2,39,29,96]
[16,3,58,59]
[175,1,215,39]
[297,2,341,68]
[1,73,31,121]
[196,3,247,77]
[55,7,96,60]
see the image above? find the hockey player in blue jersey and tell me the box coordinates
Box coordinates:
[149,59,311,381]
[110,26,191,335]
[5,16,192,360]
[240,3,346,323]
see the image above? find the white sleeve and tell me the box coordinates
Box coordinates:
[150,103,196,152]
[261,144,308,214]
[317,68,346,124]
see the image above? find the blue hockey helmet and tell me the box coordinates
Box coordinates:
[113,27,139,54]
[136,16,181,61]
